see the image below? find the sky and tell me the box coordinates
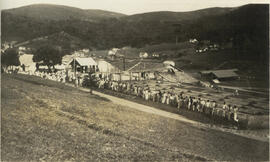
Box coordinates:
[0,0,269,15]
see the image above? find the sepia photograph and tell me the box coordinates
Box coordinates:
[1,0,269,161]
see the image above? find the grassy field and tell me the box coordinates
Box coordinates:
[1,74,269,161]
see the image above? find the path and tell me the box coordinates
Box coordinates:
[219,85,267,95]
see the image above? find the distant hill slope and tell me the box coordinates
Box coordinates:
[17,31,87,54]
[122,7,234,22]
[2,4,126,22]
[1,4,268,64]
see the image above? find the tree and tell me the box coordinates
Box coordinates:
[1,48,20,68]
[33,45,63,71]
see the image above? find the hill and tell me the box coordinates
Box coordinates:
[122,7,234,22]
[2,4,125,22]
[1,4,268,67]
[15,31,88,54]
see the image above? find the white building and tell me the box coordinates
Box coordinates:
[163,60,175,67]
[19,54,36,73]
[189,39,198,43]
[69,57,98,73]
[96,60,121,73]
[139,52,148,58]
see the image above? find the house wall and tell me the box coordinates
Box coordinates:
[97,60,121,73]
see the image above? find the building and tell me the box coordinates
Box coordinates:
[127,61,166,80]
[108,48,120,60]
[18,54,36,73]
[189,38,198,43]
[96,59,121,73]
[139,52,148,58]
[69,57,98,73]
[199,69,239,81]
[151,52,160,58]
[163,60,175,67]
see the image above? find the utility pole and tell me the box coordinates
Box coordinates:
[73,57,77,87]
[123,57,125,71]
[173,23,182,45]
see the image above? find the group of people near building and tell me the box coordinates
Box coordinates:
[94,78,239,124]
[30,70,67,83]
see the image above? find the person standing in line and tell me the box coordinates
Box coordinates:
[233,105,239,123]
[228,104,233,121]
[144,89,148,101]
[75,76,79,87]
[152,91,157,102]
[126,83,130,94]
[166,92,171,105]
[138,86,142,97]
[211,101,217,116]
[142,89,145,100]
[134,86,137,95]
[197,98,201,112]
[234,89,239,96]
[184,96,188,109]
[170,93,175,106]
[158,90,162,103]
[187,96,193,110]
[134,86,138,96]
[208,100,214,115]
[205,100,210,115]
[156,91,160,103]
[192,97,197,111]
[162,91,167,104]
[175,93,179,106]
[200,99,206,113]
[222,102,228,119]
[177,96,182,111]
[146,89,150,101]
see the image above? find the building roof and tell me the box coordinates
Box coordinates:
[105,59,139,71]
[127,61,165,72]
[200,69,238,75]
[69,57,97,66]
[211,70,238,79]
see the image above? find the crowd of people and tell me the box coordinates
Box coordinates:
[32,71,67,83]
[93,78,239,124]
[7,67,240,125]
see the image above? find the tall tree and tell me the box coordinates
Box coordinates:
[1,48,20,67]
[33,45,63,71]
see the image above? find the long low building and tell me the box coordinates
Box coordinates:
[199,69,239,81]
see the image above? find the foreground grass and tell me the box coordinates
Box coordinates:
[1,74,269,161]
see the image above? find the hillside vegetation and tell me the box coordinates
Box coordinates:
[1,4,269,76]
